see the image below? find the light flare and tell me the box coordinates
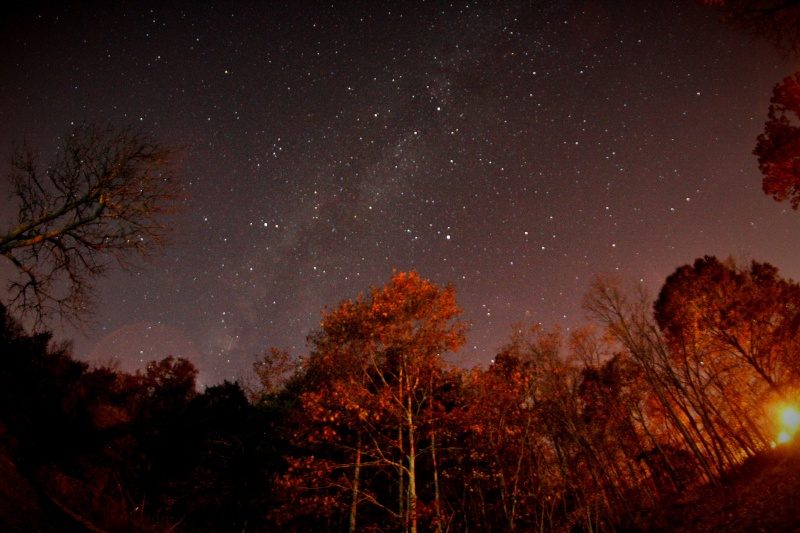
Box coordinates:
[772,406,800,447]
[781,407,800,431]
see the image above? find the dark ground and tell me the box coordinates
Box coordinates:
[638,440,800,533]
[4,441,800,532]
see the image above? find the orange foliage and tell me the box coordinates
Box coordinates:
[756,73,800,209]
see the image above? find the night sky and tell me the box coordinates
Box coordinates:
[1,1,798,387]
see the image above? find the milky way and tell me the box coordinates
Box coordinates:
[1,1,797,385]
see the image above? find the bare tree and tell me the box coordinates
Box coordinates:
[0,123,181,329]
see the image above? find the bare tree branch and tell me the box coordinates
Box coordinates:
[0,122,181,330]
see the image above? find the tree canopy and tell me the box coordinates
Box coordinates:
[4,266,800,531]
[754,73,800,209]
[701,0,800,56]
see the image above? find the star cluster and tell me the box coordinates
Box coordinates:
[1,1,797,385]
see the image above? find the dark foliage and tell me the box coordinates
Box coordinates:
[0,304,289,532]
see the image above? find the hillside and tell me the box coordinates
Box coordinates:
[0,453,60,532]
[637,441,800,533]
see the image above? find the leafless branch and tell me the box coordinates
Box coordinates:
[0,122,181,330]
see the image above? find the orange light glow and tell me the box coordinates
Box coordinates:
[774,406,800,446]
[781,407,800,431]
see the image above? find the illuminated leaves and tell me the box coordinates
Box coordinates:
[277,272,468,531]
[655,256,800,397]
[755,73,800,209]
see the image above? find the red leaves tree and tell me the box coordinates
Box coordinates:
[271,272,467,533]
[755,73,800,209]
[455,328,558,531]
[655,256,800,400]
[700,3,800,208]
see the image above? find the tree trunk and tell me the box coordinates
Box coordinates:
[407,392,418,533]
[349,435,362,533]
[398,368,406,529]
[431,420,443,533]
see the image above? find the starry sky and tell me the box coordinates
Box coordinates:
[1,1,798,386]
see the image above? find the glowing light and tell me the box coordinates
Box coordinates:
[782,407,800,431]
[773,406,800,446]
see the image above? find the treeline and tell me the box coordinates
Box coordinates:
[2,258,800,532]
[0,309,276,532]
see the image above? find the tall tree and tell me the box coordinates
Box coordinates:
[655,256,800,400]
[584,275,723,486]
[1,123,181,328]
[282,272,468,532]
[459,326,576,532]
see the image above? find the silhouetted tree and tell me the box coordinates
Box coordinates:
[167,380,270,532]
[701,0,800,56]
[0,123,181,328]
[0,304,88,468]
